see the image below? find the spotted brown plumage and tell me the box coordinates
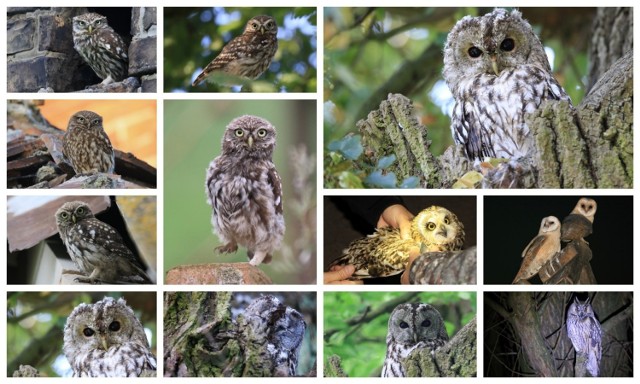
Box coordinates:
[62,110,115,175]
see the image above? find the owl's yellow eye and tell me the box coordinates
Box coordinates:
[257,129,267,137]
[252,22,259,29]
[95,20,102,26]
[427,222,436,231]
[83,327,95,337]
[444,217,450,225]
[60,212,69,219]
[77,116,85,123]
[76,207,85,215]
[235,129,244,137]
[92,119,100,125]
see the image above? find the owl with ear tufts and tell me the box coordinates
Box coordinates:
[329,206,465,279]
[443,8,571,162]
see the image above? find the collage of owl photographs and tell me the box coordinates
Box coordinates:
[0,2,636,383]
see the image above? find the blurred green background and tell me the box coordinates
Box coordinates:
[164,7,317,92]
[324,7,594,187]
[164,100,316,284]
[7,292,157,377]
[324,291,476,377]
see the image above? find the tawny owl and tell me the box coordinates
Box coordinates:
[192,15,278,86]
[72,12,129,84]
[382,303,449,377]
[236,295,306,376]
[205,115,285,266]
[561,198,597,242]
[62,110,115,175]
[443,8,571,161]
[566,296,602,377]
[330,206,465,279]
[513,216,561,284]
[63,296,156,377]
[55,201,152,284]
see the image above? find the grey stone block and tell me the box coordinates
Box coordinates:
[128,36,156,76]
[7,17,35,54]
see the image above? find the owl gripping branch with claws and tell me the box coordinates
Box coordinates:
[205,115,285,267]
[192,15,278,86]
[330,206,465,279]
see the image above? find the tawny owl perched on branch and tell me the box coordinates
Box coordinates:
[329,206,465,279]
[205,115,285,266]
[62,110,115,175]
[566,296,603,377]
[55,201,152,284]
[63,297,156,377]
[192,15,278,86]
[72,12,129,85]
[561,198,597,243]
[443,8,571,161]
[382,303,449,377]
[513,216,561,284]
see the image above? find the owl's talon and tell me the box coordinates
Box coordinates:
[215,243,238,254]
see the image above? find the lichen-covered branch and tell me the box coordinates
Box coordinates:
[404,316,477,377]
[409,246,477,284]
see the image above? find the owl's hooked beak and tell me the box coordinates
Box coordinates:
[71,214,77,224]
[99,335,109,351]
[490,55,500,76]
[259,25,266,34]
[247,136,254,148]
[88,25,93,34]
[437,227,448,238]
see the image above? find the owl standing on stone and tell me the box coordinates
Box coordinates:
[72,12,129,85]
[55,201,152,284]
[236,295,306,377]
[63,296,156,377]
[513,216,561,284]
[382,303,449,377]
[443,8,571,161]
[566,296,603,377]
[192,15,278,86]
[329,206,465,278]
[205,115,285,266]
[62,110,115,175]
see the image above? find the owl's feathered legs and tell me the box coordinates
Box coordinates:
[478,156,535,189]
[248,250,272,266]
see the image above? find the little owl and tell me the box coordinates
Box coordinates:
[63,296,156,377]
[72,12,128,85]
[192,15,278,86]
[62,110,115,175]
[55,201,152,284]
[205,115,285,266]
[329,206,465,279]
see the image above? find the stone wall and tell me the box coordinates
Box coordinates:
[7,7,157,92]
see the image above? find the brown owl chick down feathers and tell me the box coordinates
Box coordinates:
[329,206,465,279]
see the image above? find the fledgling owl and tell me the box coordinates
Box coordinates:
[382,303,449,377]
[236,295,306,376]
[62,110,115,175]
[443,8,571,161]
[55,201,152,284]
[63,297,156,377]
[561,198,597,242]
[205,115,285,266]
[566,297,603,377]
[513,216,561,284]
[72,12,129,85]
[329,206,465,279]
[192,15,278,86]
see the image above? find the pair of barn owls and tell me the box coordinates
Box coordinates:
[513,198,597,283]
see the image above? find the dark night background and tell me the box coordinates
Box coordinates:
[484,196,633,285]
[324,195,476,284]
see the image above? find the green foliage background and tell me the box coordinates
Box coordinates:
[323,7,592,188]
[7,292,157,377]
[164,7,317,92]
[164,100,316,284]
[324,291,476,377]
